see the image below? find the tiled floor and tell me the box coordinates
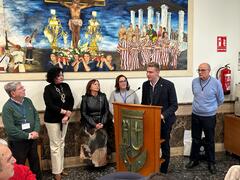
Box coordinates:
[42,152,240,180]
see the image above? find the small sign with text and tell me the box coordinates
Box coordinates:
[217,36,227,52]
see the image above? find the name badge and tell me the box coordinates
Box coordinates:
[22,122,30,130]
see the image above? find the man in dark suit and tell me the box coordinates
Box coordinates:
[141,62,178,174]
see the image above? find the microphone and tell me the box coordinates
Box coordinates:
[125,87,141,101]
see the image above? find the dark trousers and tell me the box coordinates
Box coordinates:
[106,121,115,155]
[9,139,42,180]
[26,49,33,59]
[190,113,216,164]
[160,121,173,174]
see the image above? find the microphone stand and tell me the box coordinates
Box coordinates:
[125,87,141,101]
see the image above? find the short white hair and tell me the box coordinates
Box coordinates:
[4,81,21,97]
[0,139,8,171]
[0,138,8,146]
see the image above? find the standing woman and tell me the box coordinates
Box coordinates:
[43,67,74,180]
[109,74,139,115]
[80,79,113,167]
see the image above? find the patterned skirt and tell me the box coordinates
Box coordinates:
[80,128,108,167]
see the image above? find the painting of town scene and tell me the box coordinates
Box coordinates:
[0,0,188,73]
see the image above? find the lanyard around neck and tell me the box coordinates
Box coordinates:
[200,77,211,91]
[120,91,127,103]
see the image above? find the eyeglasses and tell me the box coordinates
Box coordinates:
[119,80,127,83]
[197,69,209,72]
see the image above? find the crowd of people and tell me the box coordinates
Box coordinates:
[47,50,116,72]
[0,44,116,74]
[0,24,182,74]
[1,62,239,180]
[117,23,181,71]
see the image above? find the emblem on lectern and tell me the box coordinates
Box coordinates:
[120,109,147,172]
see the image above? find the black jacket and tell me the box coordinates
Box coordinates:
[80,92,110,129]
[43,83,74,123]
[141,77,178,125]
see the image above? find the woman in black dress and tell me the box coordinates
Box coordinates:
[80,79,114,167]
[43,67,74,180]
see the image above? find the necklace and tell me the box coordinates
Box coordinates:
[54,85,66,103]
[200,77,211,91]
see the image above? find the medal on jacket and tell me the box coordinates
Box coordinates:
[55,85,66,103]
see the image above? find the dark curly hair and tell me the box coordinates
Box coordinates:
[86,79,101,96]
[46,67,63,83]
[115,74,130,92]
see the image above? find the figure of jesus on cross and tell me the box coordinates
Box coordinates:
[58,0,94,49]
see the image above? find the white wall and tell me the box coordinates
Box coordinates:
[0,0,240,112]
[193,0,240,99]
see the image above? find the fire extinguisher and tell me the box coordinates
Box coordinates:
[216,64,231,95]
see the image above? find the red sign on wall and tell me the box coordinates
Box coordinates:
[217,36,227,52]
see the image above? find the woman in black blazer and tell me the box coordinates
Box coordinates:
[43,67,74,180]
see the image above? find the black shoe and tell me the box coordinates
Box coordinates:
[208,164,217,174]
[185,161,199,169]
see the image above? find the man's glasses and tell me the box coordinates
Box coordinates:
[197,69,209,72]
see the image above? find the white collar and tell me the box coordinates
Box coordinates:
[11,97,24,105]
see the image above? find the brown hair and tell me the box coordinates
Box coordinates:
[147,62,160,71]
[86,79,100,95]
[115,74,130,92]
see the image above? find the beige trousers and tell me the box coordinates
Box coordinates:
[45,122,68,174]
[224,165,240,180]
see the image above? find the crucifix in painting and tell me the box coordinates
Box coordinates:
[44,0,105,48]
[0,0,190,75]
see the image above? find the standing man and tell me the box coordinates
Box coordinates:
[59,0,94,49]
[141,62,178,174]
[185,63,224,174]
[2,82,42,180]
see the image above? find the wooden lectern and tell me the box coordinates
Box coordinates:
[113,102,164,176]
[224,114,240,156]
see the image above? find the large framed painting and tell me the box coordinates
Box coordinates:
[0,0,193,80]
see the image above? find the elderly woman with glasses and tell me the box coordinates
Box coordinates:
[109,74,140,115]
